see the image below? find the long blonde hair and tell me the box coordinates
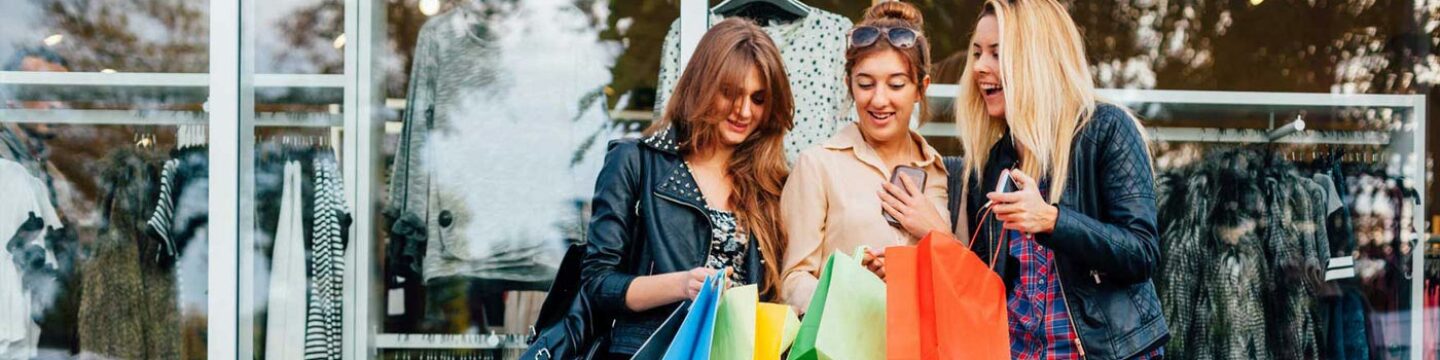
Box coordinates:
[955,0,1096,204]
[647,18,793,299]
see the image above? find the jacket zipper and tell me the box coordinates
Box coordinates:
[1052,251,1089,359]
[1056,166,1088,359]
[654,192,716,268]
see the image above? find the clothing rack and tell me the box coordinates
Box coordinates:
[373,333,528,350]
[1151,115,1382,282]
[1267,117,1307,142]
[0,71,345,128]
[0,109,341,128]
[0,71,344,103]
[265,134,337,149]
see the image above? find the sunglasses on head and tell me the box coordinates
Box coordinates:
[848,26,923,49]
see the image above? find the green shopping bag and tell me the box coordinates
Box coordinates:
[710,284,758,360]
[786,247,887,360]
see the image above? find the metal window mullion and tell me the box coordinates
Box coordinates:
[678,0,706,69]
[349,0,387,357]
[208,0,248,357]
[1410,96,1427,360]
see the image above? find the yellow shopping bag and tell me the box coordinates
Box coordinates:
[755,303,800,360]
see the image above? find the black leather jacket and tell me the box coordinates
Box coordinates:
[946,103,1169,359]
[580,127,768,355]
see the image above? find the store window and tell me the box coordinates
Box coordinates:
[1,0,1436,359]
[0,0,212,358]
[242,0,348,358]
[363,0,667,356]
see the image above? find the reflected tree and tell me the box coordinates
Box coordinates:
[20,0,208,73]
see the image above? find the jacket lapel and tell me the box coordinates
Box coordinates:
[640,126,707,209]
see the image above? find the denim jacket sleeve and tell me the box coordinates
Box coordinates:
[580,140,644,315]
[1035,109,1161,285]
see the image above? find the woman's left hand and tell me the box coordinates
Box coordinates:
[987,169,1059,234]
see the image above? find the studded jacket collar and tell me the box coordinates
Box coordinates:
[640,126,708,209]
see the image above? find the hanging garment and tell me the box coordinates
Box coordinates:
[1328,285,1370,360]
[387,1,612,285]
[0,125,54,197]
[1328,163,1357,255]
[1156,172,1212,359]
[654,4,853,163]
[266,161,307,359]
[305,154,346,360]
[0,158,62,359]
[166,146,210,357]
[78,149,181,359]
[147,159,180,265]
[1201,167,1271,360]
[1261,174,1319,359]
[502,291,546,335]
[1157,148,1272,360]
[1426,284,1438,360]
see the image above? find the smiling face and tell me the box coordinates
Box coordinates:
[851,50,925,143]
[971,14,1005,119]
[710,66,768,148]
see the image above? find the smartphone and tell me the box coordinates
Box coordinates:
[883,165,928,227]
[997,168,1014,193]
[982,169,1016,209]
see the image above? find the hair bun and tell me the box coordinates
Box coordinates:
[864,1,924,28]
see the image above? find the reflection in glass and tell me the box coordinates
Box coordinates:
[0,0,211,357]
[380,0,618,340]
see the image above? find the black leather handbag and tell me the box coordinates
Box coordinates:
[522,243,608,359]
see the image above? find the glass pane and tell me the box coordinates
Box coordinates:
[0,0,211,358]
[1137,101,1421,359]
[243,0,348,358]
[368,0,660,354]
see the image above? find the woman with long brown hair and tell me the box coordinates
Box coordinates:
[779,1,950,312]
[578,18,793,357]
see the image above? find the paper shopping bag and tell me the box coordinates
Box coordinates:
[711,284,758,360]
[661,274,726,360]
[787,247,886,360]
[887,231,1009,360]
[755,302,799,360]
[923,231,1008,359]
[631,301,691,360]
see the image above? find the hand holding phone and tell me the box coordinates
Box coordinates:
[984,169,1015,209]
[883,165,928,227]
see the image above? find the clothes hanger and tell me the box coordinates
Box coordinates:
[712,0,809,20]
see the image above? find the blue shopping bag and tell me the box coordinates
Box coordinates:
[660,274,727,360]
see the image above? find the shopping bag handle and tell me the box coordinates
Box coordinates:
[968,206,1004,271]
[854,245,872,266]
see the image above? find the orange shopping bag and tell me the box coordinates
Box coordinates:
[886,230,1009,360]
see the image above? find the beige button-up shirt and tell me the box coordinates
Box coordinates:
[779,123,951,312]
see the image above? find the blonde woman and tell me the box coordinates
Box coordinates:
[881,0,1168,358]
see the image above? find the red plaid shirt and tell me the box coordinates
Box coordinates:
[1006,230,1164,360]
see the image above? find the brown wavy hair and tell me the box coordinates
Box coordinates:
[845,1,933,124]
[646,18,794,299]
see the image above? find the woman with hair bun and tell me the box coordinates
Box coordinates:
[779,1,950,313]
